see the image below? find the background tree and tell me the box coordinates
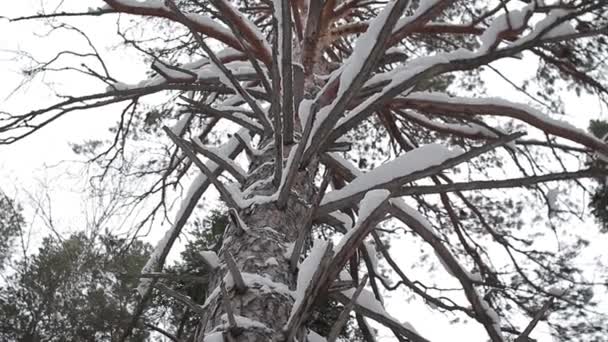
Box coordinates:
[0,232,151,341]
[2,0,608,342]
[0,191,23,269]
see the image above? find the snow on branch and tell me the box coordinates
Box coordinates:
[102,0,244,53]
[208,0,272,64]
[227,208,249,236]
[394,109,501,141]
[327,190,390,283]
[285,240,334,341]
[107,58,258,94]
[181,97,265,135]
[393,92,608,155]
[393,168,603,197]
[200,251,220,270]
[225,251,247,293]
[290,168,333,272]
[391,0,453,42]
[327,7,590,146]
[327,275,368,342]
[320,144,463,212]
[301,0,409,165]
[136,132,244,296]
[191,137,247,184]
[164,0,273,134]
[322,150,505,340]
[151,60,197,82]
[163,126,240,209]
[332,289,431,342]
[319,132,523,216]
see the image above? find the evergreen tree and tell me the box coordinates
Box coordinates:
[2,1,608,341]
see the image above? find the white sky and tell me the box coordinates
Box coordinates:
[1,1,607,342]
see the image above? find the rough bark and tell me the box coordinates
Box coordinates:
[198,144,317,341]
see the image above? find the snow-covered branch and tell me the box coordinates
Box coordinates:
[393,92,608,155]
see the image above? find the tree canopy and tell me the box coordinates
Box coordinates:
[1,0,608,341]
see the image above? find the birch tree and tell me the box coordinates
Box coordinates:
[2,0,608,341]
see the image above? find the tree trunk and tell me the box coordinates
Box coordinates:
[198,144,317,341]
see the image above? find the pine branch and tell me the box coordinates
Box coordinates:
[191,137,247,184]
[327,275,369,342]
[225,251,247,294]
[164,126,240,209]
[164,0,273,135]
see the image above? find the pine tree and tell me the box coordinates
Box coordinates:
[2,0,608,341]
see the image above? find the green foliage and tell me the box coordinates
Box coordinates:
[587,120,608,232]
[590,185,608,233]
[0,192,23,269]
[588,119,608,141]
[0,233,151,342]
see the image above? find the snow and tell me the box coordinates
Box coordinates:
[307,0,400,147]
[221,314,270,331]
[298,99,314,128]
[284,242,295,259]
[243,177,273,197]
[405,92,602,143]
[200,250,220,269]
[322,144,464,206]
[516,9,574,44]
[290,239,329,320]
[240,272,293,298]
[186,13,234,39]
[548,286,566,296]
[109,0,165,9]
[402,321,419,334]
[478,6,532,53]
[343,288,387,315]
[307,330,327,342]
[105,60,256,93]
[203,332,224,342]
[393,0,440,33]
[106,82,130,92]
[211,65,233,88]
[336,0,397,99]
[480,299,500,324]
[330,211,354,231]
[152,61,196,81]
[468,271,483,282]
[192,137,247,178]
[236,131,263,157]
[265,257,279,266]
[339,270,353,281]
[136,222,174,295]
[171,113,191,135]
[399,110,499,138]
[358,189,391,223]
[136,131,244,296]
[231,1,271,54]
[389,198,437,235]
[335,190,390,253]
